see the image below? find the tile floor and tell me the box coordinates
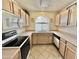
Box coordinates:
[27,45,63,59]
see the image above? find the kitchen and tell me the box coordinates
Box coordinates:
[2,0,77,59]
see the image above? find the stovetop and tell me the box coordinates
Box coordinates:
[3,36,28,47]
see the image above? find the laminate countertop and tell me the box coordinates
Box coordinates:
[20,31,77,46]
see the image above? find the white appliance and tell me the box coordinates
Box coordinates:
[53,34,60,48]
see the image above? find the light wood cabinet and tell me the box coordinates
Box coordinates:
[65,42,76,59]
[2,0,13,13]
[25,13,29,26]
[69,5,77,26]
[37,34,49,44]
[13,3,21,17]
[21,9,25,20]
[19,9,26,27]
[59,38,66,57]
[13,50,21,59]
[32,33,53,45]
[37,33,52,44]
[60,10,68,26]
[55,14,60,26]
[32,33,38,44]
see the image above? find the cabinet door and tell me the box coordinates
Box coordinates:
[32,33,38,44]
[37,33,52,44]
[55,14,60,26]
[60,10,68,26]
[2,0,13,13]
[19,9,26,27]
[21,9,25,20]
[65,42,76,59]
[69,5,77,26]
[13,3,21,17]
[59,38,66,57]
[25,14,29,26]
[13,50,21,59]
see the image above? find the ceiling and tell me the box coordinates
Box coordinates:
[15,0,76,12]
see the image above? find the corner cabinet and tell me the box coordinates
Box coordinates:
[2,0,13,13]
[65,42,77,59]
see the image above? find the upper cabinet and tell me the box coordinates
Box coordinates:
[2,0,29,29]
[59,10,69,26]
[69,4,77,26]
[21,9,25,20]
[25,13,29,26]
[55,3,77,27]
[13,2,21,17]
[19,9,29,27]
[2,0,13,13]
[55,14,60,26]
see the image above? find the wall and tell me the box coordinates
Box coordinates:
[58,26,77,36]
[57,2,77,36]
[17,27,26,34]
[25,11,58,31]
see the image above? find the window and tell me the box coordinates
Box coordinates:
[35,16,49,32]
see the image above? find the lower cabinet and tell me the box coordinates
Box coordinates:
[37,33,52,44]
[32,33,38,44]
[59,38,66,57]
[59,38,77,59]
[32,33,53,45]
[64,42,76,59]
[13,50,21,59]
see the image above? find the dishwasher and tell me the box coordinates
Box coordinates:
[53,33,60,49]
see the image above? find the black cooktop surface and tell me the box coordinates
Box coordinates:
[3,36,28,47]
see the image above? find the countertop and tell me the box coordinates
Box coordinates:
[20,31,77,46]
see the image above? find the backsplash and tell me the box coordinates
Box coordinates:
[58,26,77,36]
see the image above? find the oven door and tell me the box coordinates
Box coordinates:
[21,38,30,59]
